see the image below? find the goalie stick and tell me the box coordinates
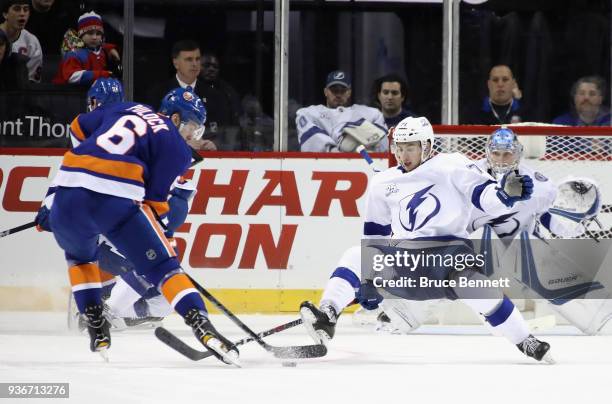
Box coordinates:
[155,318,305,361]
[186,275,327,359]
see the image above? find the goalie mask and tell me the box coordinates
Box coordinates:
[391,116,434,170]
[485,127,523,177]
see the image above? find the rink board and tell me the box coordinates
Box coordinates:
[0,151,610,312]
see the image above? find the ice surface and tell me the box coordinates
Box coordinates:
[0,312,610,404]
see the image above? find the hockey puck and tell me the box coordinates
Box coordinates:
[281,361,297,367]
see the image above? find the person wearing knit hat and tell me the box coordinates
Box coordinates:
[53,10,121,86]
[78,11,103,38]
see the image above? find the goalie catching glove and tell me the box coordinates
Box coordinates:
[539,177,602,238]
[549,178,601,223]
[496,170,534,207]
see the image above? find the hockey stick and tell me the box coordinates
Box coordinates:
[186,274,327,359]
[356,145,381,173]
[0,221,37,238]
[155,318,304,361]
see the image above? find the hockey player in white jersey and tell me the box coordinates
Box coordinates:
[377,127,609,336]
[296,70,388,152]
[300,116,555,363]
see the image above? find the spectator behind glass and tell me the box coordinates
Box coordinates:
[0,0,42,82]
[372,73,415,128]
[147,39,217,151]
[463,64,526,125]
[53,11,120,86]
[239,94,274,151]
[0,28,29,91]
[27,0,77,56]
[296,70,387,152]
[553,76,611,126]
[199,51,242,150]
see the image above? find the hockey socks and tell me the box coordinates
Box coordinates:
[483,296,530,345]
[321,267,361,314]
[160,272,205,316]
[68,263,103,313]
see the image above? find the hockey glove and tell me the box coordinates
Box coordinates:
[164,185,195,238]
[34,205,52,232]
[356,280,384,310]
[496,170,534,207]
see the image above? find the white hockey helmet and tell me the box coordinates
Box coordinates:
[391,116,435,162]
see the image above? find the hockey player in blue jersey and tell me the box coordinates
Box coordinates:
[45,87,239,365]
[37,77,131,300]
[36,79,191,331]
[300,116,555,363]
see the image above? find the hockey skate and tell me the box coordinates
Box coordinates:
[517,334,555,364]
[184,309,240,367]
[101,303,163,331]
[83,304,111,361]
[299,301,337,345]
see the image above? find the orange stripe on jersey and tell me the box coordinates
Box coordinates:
[144,199,170,216]
[99,269,115,283]
[141,204,177,256]
[62,151,144,183]
[161,273,195,304]
[68,263,102,287]
[70,116,86,141]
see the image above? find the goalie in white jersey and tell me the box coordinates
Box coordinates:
[300,116,555,363]
[469,127,600,240]
[473,129,610,335]
[296,70,388,153]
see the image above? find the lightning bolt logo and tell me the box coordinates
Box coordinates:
[487,212,520,238]
[399,184,441,232]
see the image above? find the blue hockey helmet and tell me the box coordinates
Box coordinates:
[159,87,207,140]
[485,127,523,177]
[87,78,124,111]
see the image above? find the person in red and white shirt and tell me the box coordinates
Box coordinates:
[53,11,120,85]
